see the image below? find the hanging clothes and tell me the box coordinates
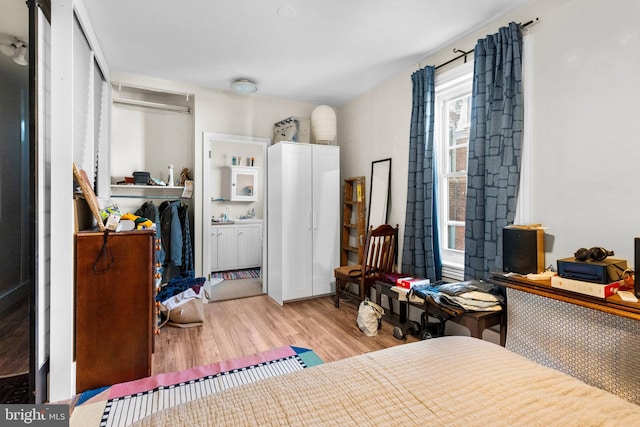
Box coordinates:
[135,201,165,287]
[159,200,183,269]
[157,200,194,281]
[179,203,193,273]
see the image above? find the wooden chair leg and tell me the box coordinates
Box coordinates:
[335,278,342,308]
[361,282,371,301]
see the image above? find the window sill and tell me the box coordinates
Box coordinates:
[442,262,464,281]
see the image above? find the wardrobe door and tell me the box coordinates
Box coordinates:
[267,144,284,305]
[281,143,313,300]
[311,145,340,296]
[267,142,314,304]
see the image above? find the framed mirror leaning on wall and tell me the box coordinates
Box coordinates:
[368,158,391,229]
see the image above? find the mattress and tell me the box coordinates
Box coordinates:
[135,336,640,426]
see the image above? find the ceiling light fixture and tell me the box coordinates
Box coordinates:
[13,43,28,66]
[277,6,297,18]
[230,79,258,95]
[0,37,28,66]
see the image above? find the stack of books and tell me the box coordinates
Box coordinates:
[395,277,430,289]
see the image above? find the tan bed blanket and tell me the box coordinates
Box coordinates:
[135,336,640,426]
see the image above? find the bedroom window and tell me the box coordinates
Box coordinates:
[435,62,473,279]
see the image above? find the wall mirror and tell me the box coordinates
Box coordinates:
[368,158,391,229]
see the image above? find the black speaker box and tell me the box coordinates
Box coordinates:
[634,237,640,298]
[503,227,545,275]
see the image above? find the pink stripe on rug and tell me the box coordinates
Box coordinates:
[107,346,296,400]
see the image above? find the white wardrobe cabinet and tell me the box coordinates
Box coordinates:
[267,142,340,304]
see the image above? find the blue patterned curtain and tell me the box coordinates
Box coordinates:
[464,22,523,280]
[402,66,442,281]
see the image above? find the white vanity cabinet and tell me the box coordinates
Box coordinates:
[210,222,262,272]
[222,166,258,201]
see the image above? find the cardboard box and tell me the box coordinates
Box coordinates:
[73,196,93,233]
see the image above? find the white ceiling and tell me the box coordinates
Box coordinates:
[0,1,27,78]
[5,0,533,106]
[1,0,27,41]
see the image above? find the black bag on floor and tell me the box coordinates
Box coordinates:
[420,312,447,340]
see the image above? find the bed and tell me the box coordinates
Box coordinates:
[135,336,640,426]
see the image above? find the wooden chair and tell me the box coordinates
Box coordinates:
[334,224,399,308]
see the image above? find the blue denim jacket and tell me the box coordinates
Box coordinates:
[160,200,183,267]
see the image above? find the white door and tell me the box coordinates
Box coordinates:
[311,145,340,296]
[210,229,219,271]
[215,225,237,272]
[237,224,262,268]
[281,143,313,300]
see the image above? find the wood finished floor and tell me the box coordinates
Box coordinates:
[0,297,30,375]
[152,294,417,375]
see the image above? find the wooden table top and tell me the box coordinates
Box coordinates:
[488,273,640,321]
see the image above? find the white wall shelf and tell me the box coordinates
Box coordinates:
[110,184,190,200]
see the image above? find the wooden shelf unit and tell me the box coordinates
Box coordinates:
[341,176,366,265]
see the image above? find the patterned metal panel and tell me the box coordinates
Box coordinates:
[506,288,640,405]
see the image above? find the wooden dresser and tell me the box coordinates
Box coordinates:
[75,230,154,392]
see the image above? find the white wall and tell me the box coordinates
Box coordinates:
[338,0,640,271]
[111,106,193,185]
[525,0,640,263]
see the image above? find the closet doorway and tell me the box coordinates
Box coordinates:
[202,133,269,302]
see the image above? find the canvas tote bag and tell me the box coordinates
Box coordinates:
[159,286,205,328]
[357,298,384,336]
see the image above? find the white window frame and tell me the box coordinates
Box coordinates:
[434,61,473,280]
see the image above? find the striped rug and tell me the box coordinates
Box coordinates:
[72,346,322,427]
[210,268,261,280]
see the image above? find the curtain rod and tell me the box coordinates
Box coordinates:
[434,17,539,71]
[112,98,191,114]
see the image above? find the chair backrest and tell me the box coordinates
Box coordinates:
[361,224,398,278]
